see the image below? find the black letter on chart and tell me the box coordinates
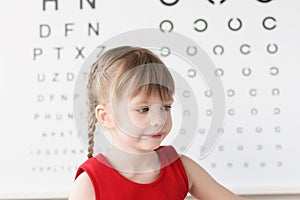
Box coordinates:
[33,48,43,60]
[80,0,96,9]
[52,73,59,82]
[88,22,99,36]
[43,0,58,11]
[39,24,51,38]
[75,47,85,59]
[65,23,74,37]
[54,47,63,60]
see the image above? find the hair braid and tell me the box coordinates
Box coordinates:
[86,62,100,158]
[84,48,133,158]
[87,111,96,158]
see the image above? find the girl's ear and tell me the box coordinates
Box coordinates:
[95,104,114,130]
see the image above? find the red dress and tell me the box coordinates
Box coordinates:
[75,146,189,200]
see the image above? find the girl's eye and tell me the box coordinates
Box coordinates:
[137,107,149,113]
[162,105,172,111]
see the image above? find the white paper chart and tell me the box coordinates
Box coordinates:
[1,0,300,198]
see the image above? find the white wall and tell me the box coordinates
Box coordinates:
[0,0,300,199]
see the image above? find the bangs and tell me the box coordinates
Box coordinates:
[130,83,174,102]
[114,62,175,101]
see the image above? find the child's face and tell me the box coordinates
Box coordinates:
[111,90,174,153]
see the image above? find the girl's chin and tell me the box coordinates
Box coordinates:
[139,140,164,151]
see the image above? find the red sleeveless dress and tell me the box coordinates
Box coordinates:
[75,146,189,200]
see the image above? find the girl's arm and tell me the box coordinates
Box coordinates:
[68,172,95,200]
[181,155,243,200]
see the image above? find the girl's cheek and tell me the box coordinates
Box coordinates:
[129,112,150,128]
[113,107,150,137]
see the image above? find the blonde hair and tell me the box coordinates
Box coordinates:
[86,46,175,158]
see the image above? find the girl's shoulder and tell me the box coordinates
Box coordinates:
[68,172,95,200]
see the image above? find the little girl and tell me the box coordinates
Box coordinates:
[69,46,242,200]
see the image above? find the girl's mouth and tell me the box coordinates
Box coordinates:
[141,132,164,139]
[149,132,164,139]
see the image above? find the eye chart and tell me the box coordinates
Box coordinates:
[0,0,300,198]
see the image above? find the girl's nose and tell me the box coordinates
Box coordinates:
[149,104,167,128]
